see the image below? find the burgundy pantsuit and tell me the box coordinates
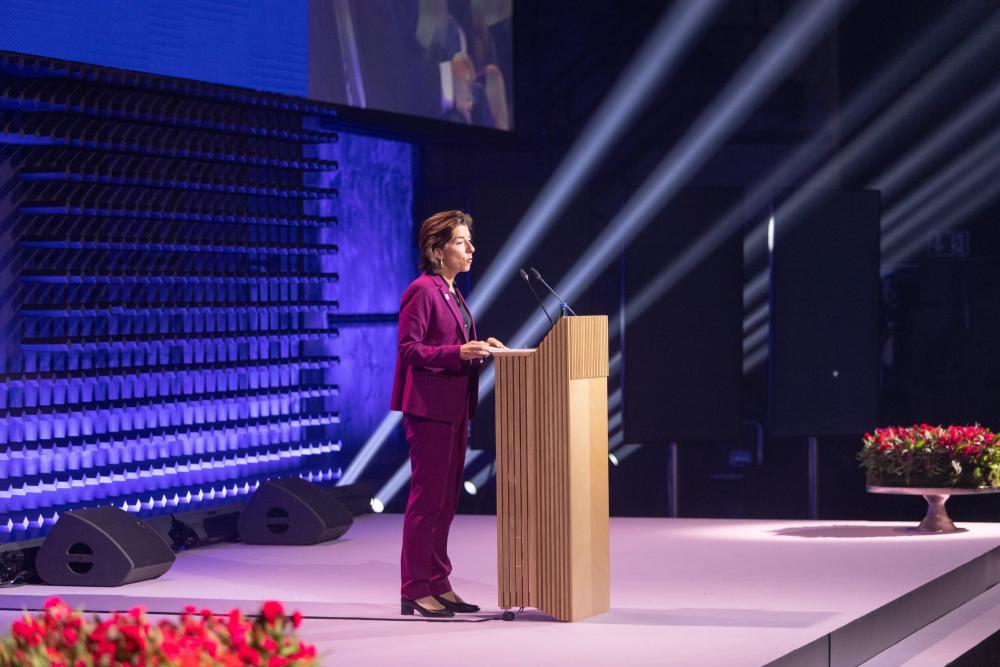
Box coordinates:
[390,273,481,600]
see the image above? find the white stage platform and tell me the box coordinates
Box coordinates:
[2,514,999,666]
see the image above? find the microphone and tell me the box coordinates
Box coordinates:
[520,268,554,327]
[529,267,577,316]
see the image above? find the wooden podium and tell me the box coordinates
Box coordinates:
[493,315,610,621]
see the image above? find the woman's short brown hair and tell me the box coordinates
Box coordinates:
[418,210,473,274]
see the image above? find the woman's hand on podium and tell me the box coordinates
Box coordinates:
[486,337,507,350]
[460,340,492,361]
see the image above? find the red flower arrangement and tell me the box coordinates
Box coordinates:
[859,424,1000,488]
[0,597,318,666]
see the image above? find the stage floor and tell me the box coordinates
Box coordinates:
[2,514,1000,666]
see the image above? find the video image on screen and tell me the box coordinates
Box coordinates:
[309,0,513,130]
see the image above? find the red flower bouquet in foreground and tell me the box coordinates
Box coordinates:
[0,597,318,666]
[859,424,1000,488]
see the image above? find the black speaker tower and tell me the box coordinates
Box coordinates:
[624,188,745,442]
[770,189,881,436]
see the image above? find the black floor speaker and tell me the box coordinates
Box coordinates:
[624,188,744,442]
[770,189,881,436]
[238,477,354,545]
[35,506,175,586]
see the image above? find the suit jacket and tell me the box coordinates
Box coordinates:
[390,273,481,422]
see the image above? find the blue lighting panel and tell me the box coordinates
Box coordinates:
[329,132,415,454]
[0,0,307,97]
[0,51,413,542]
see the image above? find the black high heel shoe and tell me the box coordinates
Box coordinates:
[433,594,480,614]
[401,597,454,618]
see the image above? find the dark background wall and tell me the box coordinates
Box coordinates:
[2,0,1000,530]
[412,0,1000,522]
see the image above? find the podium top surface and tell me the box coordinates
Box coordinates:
[491,316,609,379]
[490,347,536,357]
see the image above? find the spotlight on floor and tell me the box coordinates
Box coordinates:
[463,461,496,496]
[379,450,485,508]
[609,444,644,466]
[370,498,385,513]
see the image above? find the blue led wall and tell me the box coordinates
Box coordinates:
[0,0,308,98]
[0,52,414,542]
[330,132,415,452]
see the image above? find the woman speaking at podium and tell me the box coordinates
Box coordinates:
[390,210,505,617]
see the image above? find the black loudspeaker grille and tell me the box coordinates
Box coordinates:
[770,189,881,436]
[238,477,353,545]
[35,506,175,586]
[624,189,744,442]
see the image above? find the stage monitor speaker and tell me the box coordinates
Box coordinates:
[35,506,175,586]
[770,189,881,436]
[238,477,353,545]
[624,188,744,442]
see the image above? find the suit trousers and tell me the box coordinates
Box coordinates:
[400,411,469,599]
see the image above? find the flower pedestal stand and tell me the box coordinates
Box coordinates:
[867,486,1000,533]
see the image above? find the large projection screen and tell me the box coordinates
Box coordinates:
[308,0,513,130]
[0,0,513,130]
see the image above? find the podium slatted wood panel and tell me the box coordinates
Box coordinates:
[494,316,609,621]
